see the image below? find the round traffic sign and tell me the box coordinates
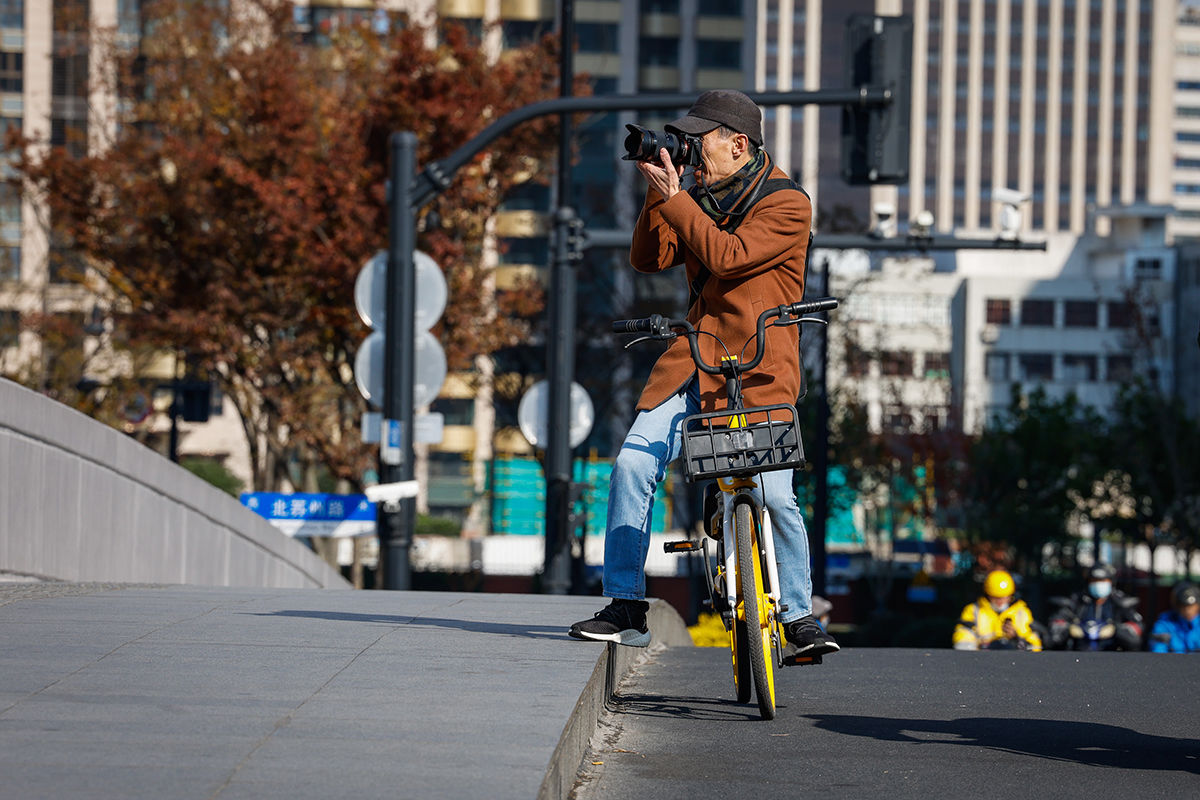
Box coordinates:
[517,380,594,449]
[353,329,448,410]
[354,330,385,407]
[413,329,447,408]
[354,249,447,331]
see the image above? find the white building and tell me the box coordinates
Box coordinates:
[826,206,1180,435]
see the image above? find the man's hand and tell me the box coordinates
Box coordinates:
[636,148,684,200]
[1002,619,1017,639]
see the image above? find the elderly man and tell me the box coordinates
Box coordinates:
[567,90,838,663]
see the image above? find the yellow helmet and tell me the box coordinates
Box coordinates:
[984,570,1015,598]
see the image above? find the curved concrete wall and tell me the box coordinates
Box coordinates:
[0,378,349,588]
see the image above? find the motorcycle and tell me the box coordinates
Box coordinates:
[1047,594,1142,651]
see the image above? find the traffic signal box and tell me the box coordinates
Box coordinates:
[841,14,914,186]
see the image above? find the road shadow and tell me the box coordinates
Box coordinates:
[809,714,1200,774]
[611,691,763,722]
[245,609,565,640]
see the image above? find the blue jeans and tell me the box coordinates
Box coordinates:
[602,377,814,624]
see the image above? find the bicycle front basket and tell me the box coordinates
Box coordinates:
[680,403,805,482]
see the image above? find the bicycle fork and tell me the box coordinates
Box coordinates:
[715,481,784,634]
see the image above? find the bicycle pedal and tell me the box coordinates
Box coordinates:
[664,540,702,553]
[783,654,823,667]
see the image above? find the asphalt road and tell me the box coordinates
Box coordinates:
[572,646,1200,800]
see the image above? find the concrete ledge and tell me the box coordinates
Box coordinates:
[538,599,693,800]
[0,378,348,588]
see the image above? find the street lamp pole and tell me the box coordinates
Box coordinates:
[378,132,418,591]
[543,0,578,595]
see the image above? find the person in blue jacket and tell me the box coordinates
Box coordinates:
[1149,581,1200,653]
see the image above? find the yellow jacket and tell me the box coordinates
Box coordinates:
[953,598,1043,651]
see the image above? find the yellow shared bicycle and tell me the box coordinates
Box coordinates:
[613,297,838,720]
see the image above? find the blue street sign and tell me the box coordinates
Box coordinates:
[240,493,376,538]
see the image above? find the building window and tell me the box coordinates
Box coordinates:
[0,309,17,348]
[639,37,679,66]
[498,236,548,266]
[1134,257,1162,279]
[502,20,551,49]
[1107,354,1134,381]
[51,118,88,158]
[922,405,948,432]
[430,397,473,426]
[0,51,20,93]
[499,181,549,212]
[923,351,950,378]
[0,246,17,280]
[1107,301,1134,328]
[642,0,681,13]
[845,343,870,377]
[985,298,1011,325]
[0,1,23,29]
[1061,354,1097,382]
[985,352,1009,380]
[696,40,741,70]
[699,0,742,14]
[1017,353,1054,381]
[883,405,913,432]
[880,350,913,377]
[576,22,618,53]
[51,53,89,99]
[1063,300,1098,327]
[0,181,19,225]
[1020,298,1055,326]
[437,17,482,40]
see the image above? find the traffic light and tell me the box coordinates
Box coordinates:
[841,14,913,185]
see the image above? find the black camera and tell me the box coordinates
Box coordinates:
[622,123,702,167]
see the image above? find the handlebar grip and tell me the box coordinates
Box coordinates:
[611,317,654,333]
[787,297,839,315]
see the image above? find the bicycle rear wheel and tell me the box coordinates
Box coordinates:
[736,500,776,720]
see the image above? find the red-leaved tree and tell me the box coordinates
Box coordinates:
[9,0,578,489]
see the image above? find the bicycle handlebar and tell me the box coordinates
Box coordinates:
[611,297,839,376]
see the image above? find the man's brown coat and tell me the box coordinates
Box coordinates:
[629,163,812,413]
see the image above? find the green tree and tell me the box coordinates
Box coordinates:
[1099,379,1200,577]
[963,385,1108,576]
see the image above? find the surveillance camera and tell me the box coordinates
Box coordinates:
[993,188,1028,240]
[872,202,897,238]
[909,209,935,238]
[365,480,419,510]
[993,187,1028,206]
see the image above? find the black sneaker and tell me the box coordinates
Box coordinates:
[782,615,840,661]
[568,599,652,647]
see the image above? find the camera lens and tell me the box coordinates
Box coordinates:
[622,124,698,166]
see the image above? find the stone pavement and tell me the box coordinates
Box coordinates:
[0,583,691,800]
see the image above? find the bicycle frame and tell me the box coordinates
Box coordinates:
[620,297,839,719]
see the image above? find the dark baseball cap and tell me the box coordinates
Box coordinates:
[1174,582,1200,607]
[665,89,763,147]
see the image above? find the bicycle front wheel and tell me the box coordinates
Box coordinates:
[735,500,776,720]
[731,618,752,704]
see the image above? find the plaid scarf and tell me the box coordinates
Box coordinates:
[692,150,769,225]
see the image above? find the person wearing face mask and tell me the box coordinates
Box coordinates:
[1047,565,1144,651]
[952,570,1043,651]
[1148,581,1200,653]
[567,90,838,663]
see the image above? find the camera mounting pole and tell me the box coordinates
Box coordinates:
[381,88,895,591]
